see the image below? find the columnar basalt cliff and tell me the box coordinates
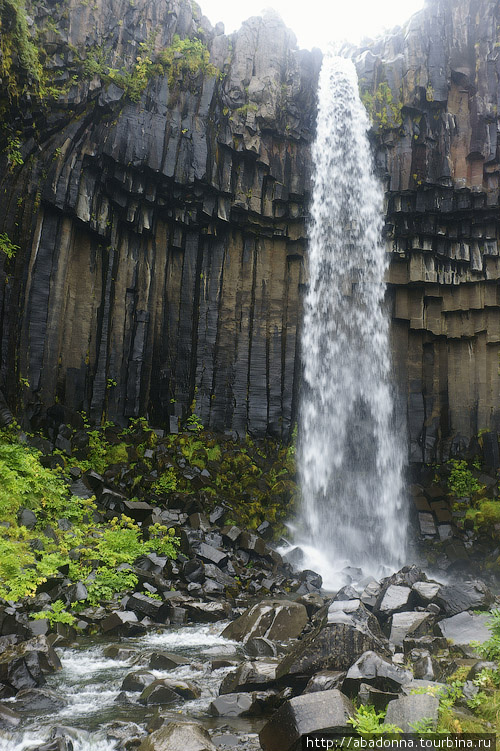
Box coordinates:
[354,0,500,461]
[0,0,320,437]
[0,0,499,458]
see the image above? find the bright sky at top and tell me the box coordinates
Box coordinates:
[198,0,425,51]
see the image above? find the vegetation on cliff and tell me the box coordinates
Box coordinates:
[0,415,297,618]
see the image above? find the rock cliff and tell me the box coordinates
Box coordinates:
[0,0,499,459]
[0,0,321,437]
[354,0,500,460]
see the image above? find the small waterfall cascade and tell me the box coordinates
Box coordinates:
[296,54,406,589]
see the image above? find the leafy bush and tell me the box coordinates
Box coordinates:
[447,459,483,498]
[32,600,76,625]
[347,705,402,734]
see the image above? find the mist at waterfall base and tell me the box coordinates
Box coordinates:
[289,55,407,592]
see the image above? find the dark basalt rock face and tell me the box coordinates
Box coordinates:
[353,0,500,460]
[0,0,320,438]
[1,0,500,455]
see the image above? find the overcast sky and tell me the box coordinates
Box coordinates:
[199,0,425,50]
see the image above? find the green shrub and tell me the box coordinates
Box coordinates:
[347,705,402,734]
[447,459,483,497]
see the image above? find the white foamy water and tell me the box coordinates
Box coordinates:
[297,54,407,586]
[1,623,240,748]
[145,623,235,650]
[0,732,118,751]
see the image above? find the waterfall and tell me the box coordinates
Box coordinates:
[296,54,406,589]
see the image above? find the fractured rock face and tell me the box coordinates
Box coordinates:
[221,600,308,643]
[276,601,390,679]
[259,690,355,751]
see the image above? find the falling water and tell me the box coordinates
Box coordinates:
[296,54,406,589]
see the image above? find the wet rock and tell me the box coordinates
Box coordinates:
[244,637,278,657]
[358,683,399,709]
[182,559,205,584]
[125,593,169,621]
[389,612,433,646]
[13,687,67,712]
[0,702,21,727]
[209,692,253,717]
[101,611,147,636]
[138,721,216,751]
[276,600,389,679]
[374,585,413,618]
[0,635,61,692]
[138,680,183,706]
[384,693,439,732]
[148,652,190,670]
[221,600,307,643]
[342,651,413,696]
[103,645,138,660]
[412,581,441,603]
[259,690,354,751]
[297,592,325,617]
[360,580,382,608]
[435,611,492,648]
[220,661,278,694]
[412,653,436,681]
[435,581,494,616]
[403,636,448,656]
[303,671,346,694]
[121,669,157,692]
[18,508,37,529]
[184,601,231,622]
[193,543,227,567]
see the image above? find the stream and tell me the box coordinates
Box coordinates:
[0,624,263,751]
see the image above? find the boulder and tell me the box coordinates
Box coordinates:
[121,670,157,692]
[138,721,216,751]
[0,702,21,727]
[435,612,492,648]
[148,652,190,670]
[184,601,231,622]
[373,585,413,618]
[389,612,433,646]
[384,693,439,731]
[245,637,278,657]
[276,601,389,679]
[259,690,354,751]
[221,600,308,643]
[342,651,413,696]
[402,636,448,655]
[358,683,399,709]
[304,671,346,694]
[435,581,494,616]
[138,680,183,706]
[219,661,277,694]
[209,692,253,717]
[139,678,200,705]
[101,611,146,636]
[125,593,169,620]
[13,687,67,712]
[0,636,61,692]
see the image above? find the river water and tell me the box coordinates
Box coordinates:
[0,624,262,750]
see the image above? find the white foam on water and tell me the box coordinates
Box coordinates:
[0,731,118,751]
[144,623,236,651]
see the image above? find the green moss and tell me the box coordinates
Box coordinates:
[360,80,403,134]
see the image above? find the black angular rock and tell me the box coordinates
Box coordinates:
[276,600,390,680]
[435,581,494,616]
[121,670,157,692]
[259,690,355,751]
[342,651,413,696]
[221,600,308,643]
